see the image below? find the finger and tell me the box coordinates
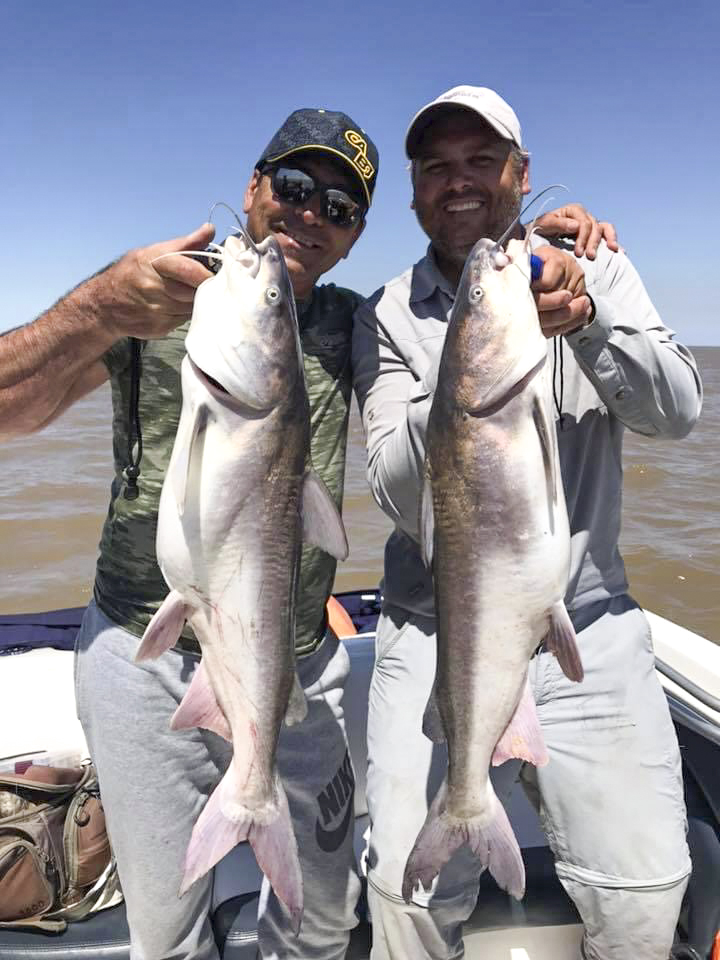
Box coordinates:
[153,251,214,288]
[162,222,216,253]
[150,223,216,284]
[599,221,620,252]
[533,214,578,238]
[538,294,592,331]
[573,215,595,258]
[583,219,604,261]
[534,289,573,311]
[151,277,201,303]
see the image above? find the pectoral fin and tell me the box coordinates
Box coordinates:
[285,673,308,727]
[135,590,187,661]
[301,470,349,560]
[422,681,445,743]
[532,395,557,515]
[170,402,210,517]
[545,600,584,682]
[419,474,435,569]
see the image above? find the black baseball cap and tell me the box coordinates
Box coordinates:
[257,108,379,210]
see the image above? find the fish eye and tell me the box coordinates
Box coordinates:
[265,285,282,304]
[469,284,484,301]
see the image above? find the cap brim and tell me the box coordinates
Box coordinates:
[405,102,515,157]
[263,145,372,209]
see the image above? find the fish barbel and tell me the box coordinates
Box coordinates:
[135,230,348,930]
[402,236,583,902]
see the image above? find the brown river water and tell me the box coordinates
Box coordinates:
[1,347,718,644]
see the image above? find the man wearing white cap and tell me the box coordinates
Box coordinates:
[353,86,701,959]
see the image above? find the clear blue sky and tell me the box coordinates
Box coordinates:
[2,0,718,344]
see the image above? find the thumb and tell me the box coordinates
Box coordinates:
[151,222,216,285]
[174,222,216,251]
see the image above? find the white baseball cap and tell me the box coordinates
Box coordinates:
[405,85,523,157]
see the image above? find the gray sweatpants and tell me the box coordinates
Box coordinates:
[365,595,691,960]
[74,600,361,960]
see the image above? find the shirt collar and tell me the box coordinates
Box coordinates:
[296,287,316,331]
[409,244,457,305]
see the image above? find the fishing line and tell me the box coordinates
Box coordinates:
[493,184,569,252]
[208,201,259,254]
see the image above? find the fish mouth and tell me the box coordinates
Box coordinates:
[188,358,234,404]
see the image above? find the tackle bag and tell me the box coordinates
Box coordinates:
[0,762,122,931]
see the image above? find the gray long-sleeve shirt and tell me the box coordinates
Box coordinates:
[352,237,702,620]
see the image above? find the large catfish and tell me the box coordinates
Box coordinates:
[403,236,584,903]
[135,230,348,930]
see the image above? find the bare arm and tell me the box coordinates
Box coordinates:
[0,222,215,438]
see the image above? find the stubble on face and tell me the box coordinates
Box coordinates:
[411,111,527,286]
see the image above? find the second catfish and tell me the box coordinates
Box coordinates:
[403,236,584,902]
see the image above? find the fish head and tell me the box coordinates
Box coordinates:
[185,232,302,411]
[448,237,546,412]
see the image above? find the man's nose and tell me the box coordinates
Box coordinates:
[446,165,473,192]
[296,193,324,225]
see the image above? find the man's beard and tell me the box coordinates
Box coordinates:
[444,177,524,271]
[485,178,524,243]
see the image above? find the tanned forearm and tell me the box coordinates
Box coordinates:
[0,269,120,437]
[0,222,216,439]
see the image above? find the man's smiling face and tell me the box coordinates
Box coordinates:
[243,152,365,302]
[411,109,530,284]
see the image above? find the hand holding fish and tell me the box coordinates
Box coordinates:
[532,203,620,260]
[103,222,216,340]
[531,246,594,338]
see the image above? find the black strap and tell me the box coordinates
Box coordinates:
[552,335,565,431]
[123,338,143,500]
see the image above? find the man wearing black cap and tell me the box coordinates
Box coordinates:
[1,107,377,960]
[353,86,701,960]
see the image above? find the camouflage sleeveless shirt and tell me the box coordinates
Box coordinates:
[93,283,361,656]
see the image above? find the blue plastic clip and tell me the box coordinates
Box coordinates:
[530,254,543,283]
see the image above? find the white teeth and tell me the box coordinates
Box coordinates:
[446,200,484,212]
[285,230,317,250]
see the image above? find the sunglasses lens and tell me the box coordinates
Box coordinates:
[272,167,315,204]
[325,190,360,227]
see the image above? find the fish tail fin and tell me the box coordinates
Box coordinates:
[402,781,525,903]
[135,590,187,661]
[545,600,584,682]
[492,675,548,767]
[180,765,303,932]
[248,776,304,932]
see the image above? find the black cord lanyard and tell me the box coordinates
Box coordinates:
[123,338,143,500]
[552,335,565,431]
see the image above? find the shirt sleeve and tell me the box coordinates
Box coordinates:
[352,295,441,542]
[565,244,702,438]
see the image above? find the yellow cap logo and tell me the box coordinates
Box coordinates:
[344,130,375,181]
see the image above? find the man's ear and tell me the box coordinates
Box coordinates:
[243,170,262,214]
[342,218,366,260]
[521,155,531,197]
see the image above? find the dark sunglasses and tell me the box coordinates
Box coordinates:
[264,164,365,228]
